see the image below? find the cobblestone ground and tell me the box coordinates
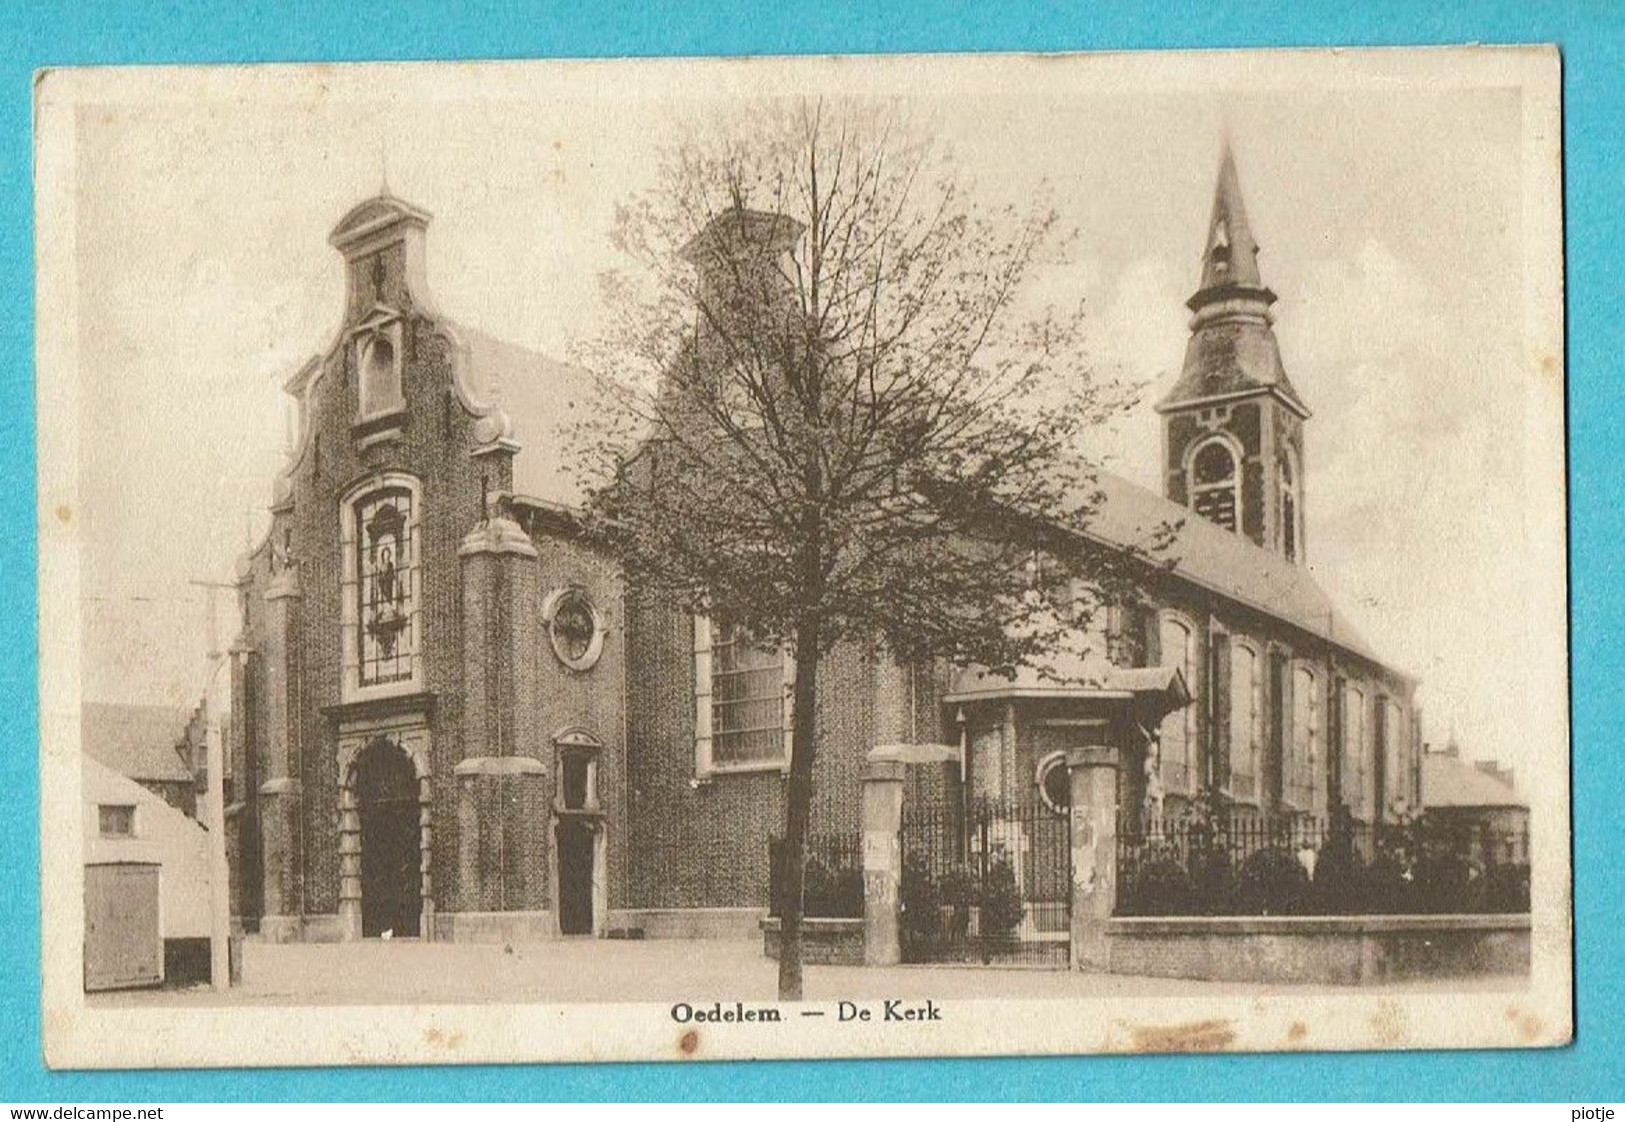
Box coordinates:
[91,937,1529,1006]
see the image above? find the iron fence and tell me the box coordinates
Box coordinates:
[1115,811,1531,917]
[767,832,864,918]
[899,798,1071,968]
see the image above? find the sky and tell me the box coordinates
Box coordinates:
[66,54,1556,776]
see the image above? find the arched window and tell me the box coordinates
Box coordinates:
[359,332,404,419]
[1158,614,1199,794]
[1343,683,1368,817]
[1383,697,1406,817]
[1189,438,1240,532]
[341,474,422,699]
[1229,642,1262,803]
[1289,665,1322,812]
[1280,451,1301,563]
[356,487,416,686]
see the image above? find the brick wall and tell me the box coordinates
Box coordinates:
[524,520,629,909]
[623,586,886,910]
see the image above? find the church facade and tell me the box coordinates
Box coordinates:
[223,149,1420,943]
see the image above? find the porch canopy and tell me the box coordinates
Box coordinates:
[943,657,1190,724]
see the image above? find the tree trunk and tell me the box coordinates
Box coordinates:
[776,616,822,1001]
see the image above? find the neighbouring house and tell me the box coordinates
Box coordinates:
[81,701,197,817]
[82,756,213,990]
[221,142,1421,946]
[1423,738,1530,867]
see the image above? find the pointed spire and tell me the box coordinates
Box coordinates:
[1196,139,1266,294]
[1158,138,1309,419]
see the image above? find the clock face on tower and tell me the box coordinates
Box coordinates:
[545,587,605,671]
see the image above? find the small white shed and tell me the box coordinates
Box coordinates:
[82,757,211,991]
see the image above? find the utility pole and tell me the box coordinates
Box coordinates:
[191,578,237,991]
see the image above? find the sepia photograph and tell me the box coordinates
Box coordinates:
[33,45,1569,1068]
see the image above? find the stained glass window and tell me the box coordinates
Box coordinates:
[357,488,415,687]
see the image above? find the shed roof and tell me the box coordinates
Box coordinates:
[1423,751,1527,809]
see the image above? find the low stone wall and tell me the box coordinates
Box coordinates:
[1106,914,1530,985]
[760,917,866,966]
[433,910,556,943]
[611,907,768,940]
[255,913,349,943]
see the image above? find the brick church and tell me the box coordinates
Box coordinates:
[224,145,1420,943]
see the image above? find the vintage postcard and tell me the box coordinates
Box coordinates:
[35,46,1569,1067]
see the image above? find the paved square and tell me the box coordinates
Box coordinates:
[90,938,1528,1007]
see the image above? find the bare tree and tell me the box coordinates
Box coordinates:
[575,102,1158,1000]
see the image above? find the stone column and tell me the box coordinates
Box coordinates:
[862,755,906,966]
[258,568,304,936]
[1067,745,1120,972]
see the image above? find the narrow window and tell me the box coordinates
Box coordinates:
[1229,644,1261,802]
[1290,665,1322,812]
[359,334,404,419]
[1280,453,1300,562]
[1190,439,1240,531]
[1382,698,1405,816]
[1343,684,1367,817]
[1158,615,1198,794]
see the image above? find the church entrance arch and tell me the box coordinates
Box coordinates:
[336,721,433,941]
[355,737,422,937]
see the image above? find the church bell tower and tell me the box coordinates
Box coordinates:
[1158,142,1311,564]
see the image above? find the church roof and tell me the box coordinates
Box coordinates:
[1083,471,1385,667]
[81,702,194,784]
[1159,142,1310,418]
[442,320,614,511]
[452,320,1390,671]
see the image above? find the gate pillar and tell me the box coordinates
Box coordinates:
[1066,745,1120,971]
[861,757,906,966]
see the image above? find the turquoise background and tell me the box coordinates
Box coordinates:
[0,0,1613,1102]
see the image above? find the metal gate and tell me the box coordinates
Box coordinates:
[899,799,1070,967]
